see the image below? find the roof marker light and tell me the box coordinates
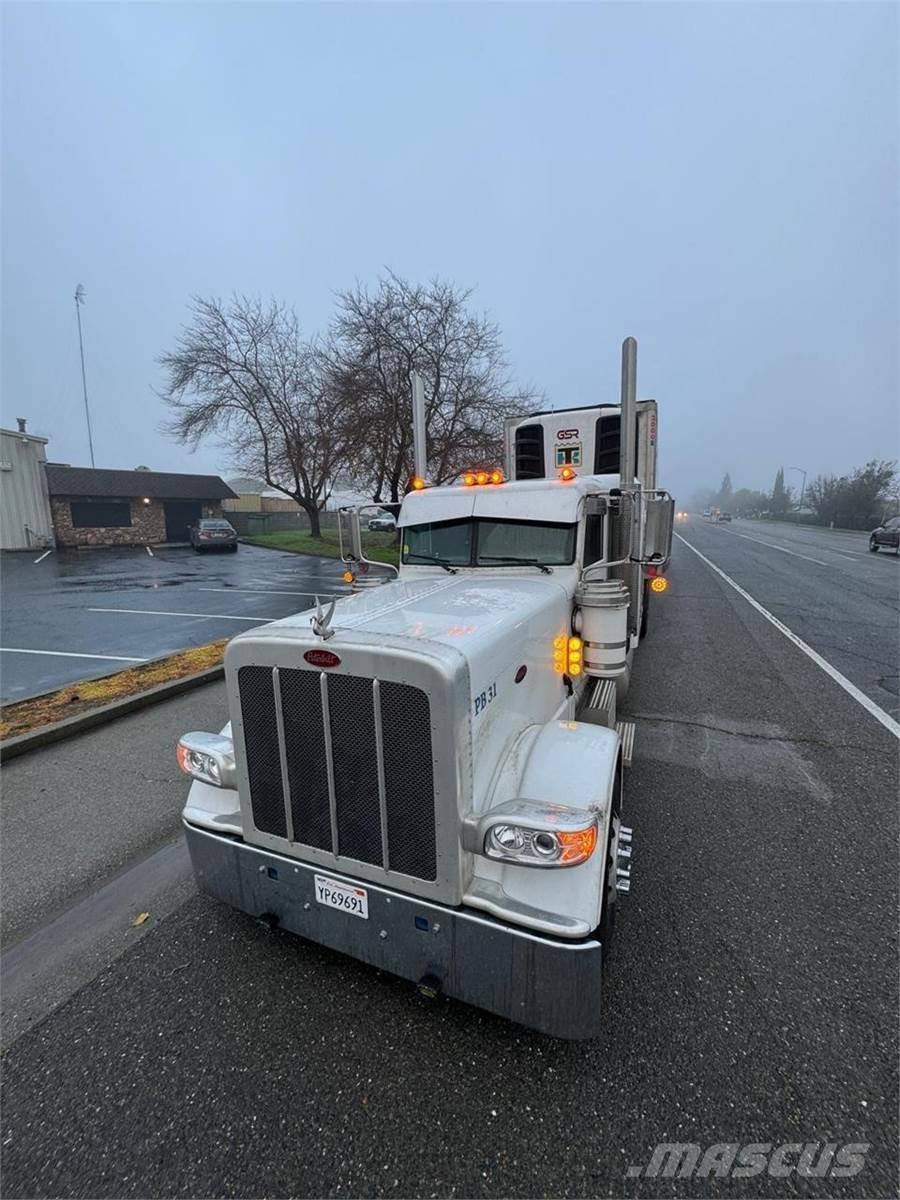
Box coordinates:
[490,469,504,485]
[410,476,427,491]
[476,471,489,485]
[560,466,577,482]
[463,472,476,487]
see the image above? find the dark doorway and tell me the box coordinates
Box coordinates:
[164,501,202,542]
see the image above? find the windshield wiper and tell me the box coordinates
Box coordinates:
[479,556,553,575]
[406,552,458,574]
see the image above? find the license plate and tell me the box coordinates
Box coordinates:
[314,874,368,919]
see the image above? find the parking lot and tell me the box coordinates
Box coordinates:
[0,544,351,702]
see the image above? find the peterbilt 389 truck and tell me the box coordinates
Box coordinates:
[177,338,674,1038]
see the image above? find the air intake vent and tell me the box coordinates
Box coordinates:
[514,424,546,479]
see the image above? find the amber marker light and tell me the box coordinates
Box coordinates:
[490,469,504,485]
[557,824,599,864]
[560,465,577,482]
[410,476,427,491]
[650,575,669,593]
[463,472,476,487]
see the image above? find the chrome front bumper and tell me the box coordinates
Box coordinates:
[184,821,604,1039]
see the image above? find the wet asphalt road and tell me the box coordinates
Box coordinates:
[1,519,898,1198]
[0,544,350,702]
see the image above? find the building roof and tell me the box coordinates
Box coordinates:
[44,465,237,500]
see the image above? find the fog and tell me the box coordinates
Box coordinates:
[2,2,897,503]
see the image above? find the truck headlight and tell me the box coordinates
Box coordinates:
[176,732,236,789]
[466,799,599,868]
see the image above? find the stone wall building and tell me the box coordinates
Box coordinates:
[44,466,237,548]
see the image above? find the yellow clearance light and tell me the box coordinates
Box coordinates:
[343,570,354,584]
[650,575,669,593]
[490,469,504,485]
[410,476,427,491]
[463,472,476,487]
[475,470,489,485]
[560,465,577,482]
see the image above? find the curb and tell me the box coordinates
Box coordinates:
[0,664,224,763]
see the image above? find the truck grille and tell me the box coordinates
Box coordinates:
[237,666,437,882]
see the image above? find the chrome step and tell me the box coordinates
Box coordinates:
[582,677,617,729]
[616,719,636,767]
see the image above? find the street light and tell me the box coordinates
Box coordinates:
[788,466,807,509]
[74,284,96,468]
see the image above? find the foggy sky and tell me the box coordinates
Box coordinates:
[2,1,897,502]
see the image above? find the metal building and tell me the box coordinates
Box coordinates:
[0,420,53,550]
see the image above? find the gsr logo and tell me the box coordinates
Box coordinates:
[557,428,579,441]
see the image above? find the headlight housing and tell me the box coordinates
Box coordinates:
[176,732,236,789]
[464,799,599,868]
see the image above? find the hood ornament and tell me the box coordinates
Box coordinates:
[311,595,337,641]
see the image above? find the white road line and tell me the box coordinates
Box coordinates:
[722,528,829,566]
[195,587,345,598]
[146,546,154,557]
[675,532,900,740]
[33,550,51,564]
[0,647,147,663]
[88,607,279,622]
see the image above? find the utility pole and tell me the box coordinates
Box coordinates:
[74,284,96,468]
[788,466,807,509]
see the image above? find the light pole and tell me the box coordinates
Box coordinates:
[788,466,807,509]
[74,284,96,468]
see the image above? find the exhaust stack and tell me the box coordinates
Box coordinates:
[411,371,427,483]
[619,337,638,488]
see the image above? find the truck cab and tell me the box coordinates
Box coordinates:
[177,339,674,1038]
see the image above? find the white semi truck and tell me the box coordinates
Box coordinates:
[177,338,674,1038]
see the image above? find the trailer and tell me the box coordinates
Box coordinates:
[177,338,675,1038]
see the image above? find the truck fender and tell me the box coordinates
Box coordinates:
[465,720,622,938]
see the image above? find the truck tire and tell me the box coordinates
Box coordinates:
[595,754,624,956]
[639,579,651,639]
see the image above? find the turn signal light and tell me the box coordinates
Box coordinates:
[558,824,599,864]
[650,575,669,593]
[567,635,582,676]
[343,570,354,584]
[560,465,577,482]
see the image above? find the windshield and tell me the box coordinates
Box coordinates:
[199,520,233,529]
[402,518,576,567]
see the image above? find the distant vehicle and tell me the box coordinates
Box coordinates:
[869,516,900,553]
[675,510,688,521]
[189,518,238,552]
[702,509,711,518]
[367,512,396,532]
[717,512,732,523]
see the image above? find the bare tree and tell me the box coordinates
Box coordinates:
[328,273,538,503]
[160,296,350,537]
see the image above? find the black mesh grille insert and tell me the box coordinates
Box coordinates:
[279,668,333,851]
[514,423,545,480]
[238,666,286,839]
[236,667,438,883]
[328,674,383,865]
[379,681,437,880]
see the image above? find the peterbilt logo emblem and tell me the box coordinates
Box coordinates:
[304,649,341,668]
[557,428,579,440]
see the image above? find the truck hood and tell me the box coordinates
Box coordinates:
[234,574,570,662]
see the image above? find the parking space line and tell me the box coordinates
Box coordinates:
[675,532,900,740]
[33,550,52,564]
[88,607,280,621]
[0,648,147,663]
[195,587,345,598]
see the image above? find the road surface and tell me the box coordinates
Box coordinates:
[2,519,897,1198]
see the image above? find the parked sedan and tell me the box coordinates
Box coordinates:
[367,512,397,532]
[869,516,900,553]
[189,518,238,552]
[717,512,732,523]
